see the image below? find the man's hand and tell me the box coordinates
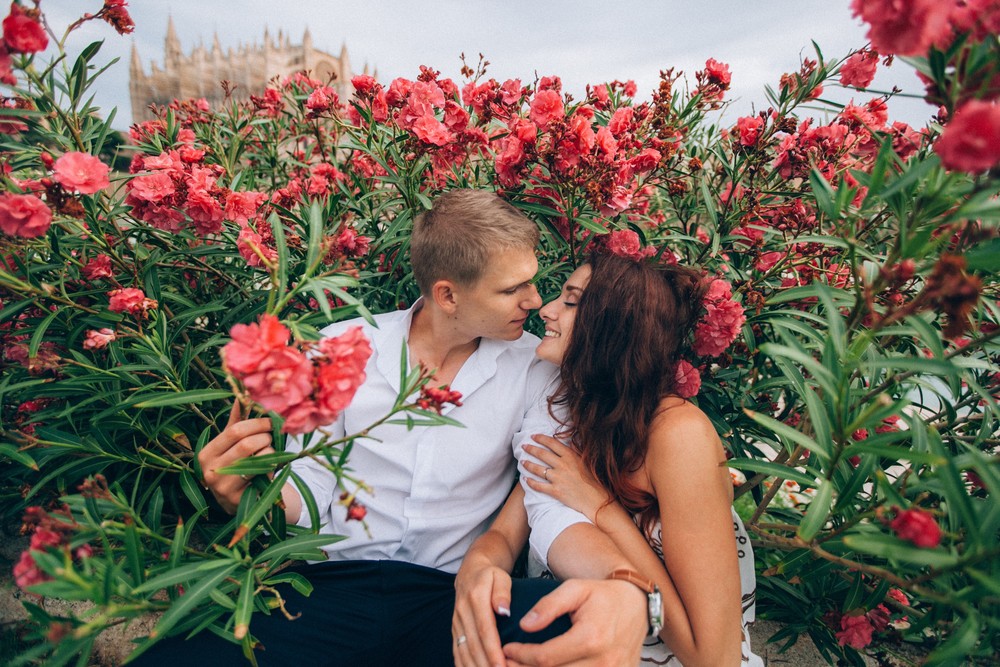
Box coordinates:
[198,403,275,514]
[503,579,647,667]
[453,557,513,667]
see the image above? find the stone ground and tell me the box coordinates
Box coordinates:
[0,528,925,666]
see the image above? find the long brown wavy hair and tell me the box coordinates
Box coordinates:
[549,252,708,532]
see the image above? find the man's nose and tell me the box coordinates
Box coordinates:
[524,284,542,310]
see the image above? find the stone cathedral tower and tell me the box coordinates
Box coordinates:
[129,17,367,122]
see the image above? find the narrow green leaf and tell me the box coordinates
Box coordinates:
[842,533,959,568]
[254,533,345,565]
[744,408,829,462]
[134,389,233,408]
[132,559,233,595]
[797,478,833,542]
[0,443,38,470]
[233,567,256,640]
[726,459,817,488]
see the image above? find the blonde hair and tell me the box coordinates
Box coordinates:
[410,189,539,295]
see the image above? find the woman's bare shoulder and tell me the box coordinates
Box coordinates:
[648,397,724,460]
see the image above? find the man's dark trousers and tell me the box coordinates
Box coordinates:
[137,559,569,666]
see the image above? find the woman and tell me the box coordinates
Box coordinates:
[453,251,761,667]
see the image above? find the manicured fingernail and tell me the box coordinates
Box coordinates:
[497,605,510,617]
[523,611,538,624]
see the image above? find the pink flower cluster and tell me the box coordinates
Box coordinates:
[597,229,656,261]
[222,315,373,434]
[125,147,234,235]
[13,506,80,592]
[693,279,746,357]
[851,0,1000,57]
[889,505,942,547]
[834,603,893,649]
[108,287,157,318]
[53,152,111,195]
[934,99,1000,173]
[0,192,51,238]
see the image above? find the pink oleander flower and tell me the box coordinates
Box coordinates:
[737,116,764,147]
[184,189,224,235]
[223,314,291,376]
[315,326,372,416]
[889,506,942,547]
[241,347,314,414]
[673,359,701,398]
[704,278,734,303]
[608,107,634,136]
[82,254,114,280]
[704,58,731,87]
[237,225,277,267]
[836,612,875,649]
[128,172,176,203]
[851,0,953,56]
[0,192,51,238]
[224,190,266,225]
[13,550,50,590]
[2,2,47,54]
[411,114,454,146]
[53,152,111,194]
[601,229,649,261]
[336,227,371,258]
[83,328,116,350]
[934,100,1000,173]
[693,299,746,357]
[99,0,135,36]
[529,89,564,129]
[108,287,157,317]
[840,49,879,89]
[305,86,338,113]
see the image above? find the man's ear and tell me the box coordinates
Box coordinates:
[430,279,459,314]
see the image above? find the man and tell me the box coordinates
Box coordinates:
[180,190,647,665]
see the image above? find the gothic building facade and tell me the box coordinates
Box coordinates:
[129,17,364,122]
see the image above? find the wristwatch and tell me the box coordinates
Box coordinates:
[607,568,664,637]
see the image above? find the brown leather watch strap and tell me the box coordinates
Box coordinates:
[607,568,656,594]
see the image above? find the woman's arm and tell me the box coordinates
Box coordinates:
[524,405,744,667]
[453,483,529,667]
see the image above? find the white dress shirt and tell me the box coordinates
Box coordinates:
[287,302,589,574]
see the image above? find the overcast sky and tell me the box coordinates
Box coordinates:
[45,1,933,131]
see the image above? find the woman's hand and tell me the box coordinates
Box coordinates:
[522,434,611,523]
[453,554,512,667]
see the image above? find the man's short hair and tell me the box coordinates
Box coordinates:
[410,189,539,295]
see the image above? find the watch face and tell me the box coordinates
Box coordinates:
[648,589,664,637]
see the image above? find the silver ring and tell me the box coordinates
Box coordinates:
[456,635,467,646]
[543,468,550,481]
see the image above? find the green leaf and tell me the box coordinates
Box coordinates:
[744,408,829,462]
[179,470,208,514]
[131,562,239,657]
[254,533,345,565]
[218,451,299,475]
[233,567,256,640]
[0,443,38,469]
[842,533,959,568]
[134,389,233,408]
[727,459,817,488]
[132,559,234,595]
[797,478,833,542]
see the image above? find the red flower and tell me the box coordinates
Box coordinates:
[529,89,564,129]
[184,189,224,235]
[601,229,648,261]
[889,506,942,547]
[223,314,291,376]
[836,612,874,649]
[934,100,1000,173]
[736,116,764,147]
[850,0,953,56]
[108,287,157,317]
[693,299,746,356]
[411,115,454,146]
[224,190,266,225]
[315,326,372,416]
[13,550,50,590]
[305,86,338,113]
[99,0,134,36]
[416,384,463,413]
[704,58,732,87]
[128,172,176,203]
[53,152,111,194]
[673,359,701,398]
[2,2,47,54]
[840,49,879,89]
[336,227,371,258]
[237,226,277,267]
[82,254,113,280]
[83,328,116,350]
[242,347,314,414]
[0,192,51,238]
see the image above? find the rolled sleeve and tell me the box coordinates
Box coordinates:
[514,361,591,567]
[286,418,345,530]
